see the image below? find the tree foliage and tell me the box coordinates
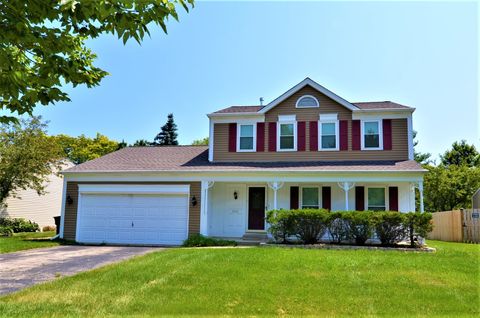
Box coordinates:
[413,130,431,164]
[0,0,193,123]
[132,139,151,147]
[0,116,64,202]
[54,133,121,164]
[153,113,178,145]
[440,140,480,167]
[424,164,480,211]
[191,137,208,145]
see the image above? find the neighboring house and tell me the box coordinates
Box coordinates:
[1,162,74,229]
[60,78,425,245]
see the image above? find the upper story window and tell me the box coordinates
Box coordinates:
[301,187,319,209]
[319,114,339,151]
[277,115,297,151]
[296,95,319,108]
[362,120,383,150]
[237,124,255,152]
[367,187,386,211]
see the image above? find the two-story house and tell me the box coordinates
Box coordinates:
[60,78,425,245]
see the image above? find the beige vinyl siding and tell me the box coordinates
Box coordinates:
[0,163,73,229]
[62,181,201,241]
[213,85,409,161]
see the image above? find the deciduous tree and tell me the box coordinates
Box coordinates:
[0,0,193,123]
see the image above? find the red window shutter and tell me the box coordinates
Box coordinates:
[298,121,306,151]
[383,119,392,150]
[322,187,331,210]
[352,120,361,151]
[339,120,348,151]
[228,123,237,152]
[256,122,265,152]
[268,122,276,152]
[309,121,318,151]
[388,187,399,211]
[355,186,365,211]
[290,186,299,209]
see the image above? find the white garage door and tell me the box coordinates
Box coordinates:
[77,192,189,245]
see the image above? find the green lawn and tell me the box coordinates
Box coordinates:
[0,241,478,317]
[0,231,59,254]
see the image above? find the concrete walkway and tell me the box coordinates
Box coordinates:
[0,245,159,295]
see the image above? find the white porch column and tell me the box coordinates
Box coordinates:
[200,181,215,235]
[267,182,284,210]
[337,182,355,210]
[418,181,424,213]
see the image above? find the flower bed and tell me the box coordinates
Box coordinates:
[266,209,433,247]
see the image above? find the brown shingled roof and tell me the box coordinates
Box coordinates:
[352,101,412,110]
[64,146,424,173]
[214,106,264,114]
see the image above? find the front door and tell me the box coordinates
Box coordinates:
[248,187,266,230]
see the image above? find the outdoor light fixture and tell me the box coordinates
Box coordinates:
[66,195,73,205]
[234,191,238,200]
[191,196,197,206]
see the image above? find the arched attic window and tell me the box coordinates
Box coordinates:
[296,95,319,108]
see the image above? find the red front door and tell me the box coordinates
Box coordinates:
[248,187,265,230]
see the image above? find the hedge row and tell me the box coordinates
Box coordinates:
[0,217,40,236]
[266,209,433,247]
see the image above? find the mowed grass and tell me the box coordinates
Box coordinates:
[0,241,478,317]
[0,231,59,254]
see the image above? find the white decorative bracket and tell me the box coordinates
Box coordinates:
[267,182,284,210]
[337,182,355,210]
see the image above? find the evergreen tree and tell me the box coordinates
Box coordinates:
[413,131,432,165]
[133,139,151,147]
[153,114,178,146]
[440,140,480,167]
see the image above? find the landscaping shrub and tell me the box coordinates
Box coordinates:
[0,217,39,233]
[0,226,13,237]
[403,213,433,247]
[182,234,237,247]
[291,209,329,244]
[373,212,407,246]
[326,212,350,244]
[266,209,296,243]
[343,211,374,245]
[42,225,56,232]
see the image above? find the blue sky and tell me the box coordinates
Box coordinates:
[34,1,478,160]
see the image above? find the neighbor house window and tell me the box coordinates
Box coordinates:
[320,121,338,150]
[362,120,382,150]
[296,95,319,108]
[367,188,386,211]
[302,187,319,209]
[277,115,297,151]
[237,124,255,151]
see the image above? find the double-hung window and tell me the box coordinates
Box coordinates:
[362,120,382,150]
[237,124,255,152]
[277,115,297,151]
[367,188,386,211]
[301,187,319,209]
[319,114,339,151]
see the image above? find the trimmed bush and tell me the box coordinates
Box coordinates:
[0,217,39,233]
[403,213,433,247]
[0,226,13,237]
[343,211,374,245]
[326,212,349,244]
[183,234,237,247]
[267,209,432,247]
[372,212,407,246]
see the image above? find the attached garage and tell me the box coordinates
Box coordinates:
[75,184,190,245]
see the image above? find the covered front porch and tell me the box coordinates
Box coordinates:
[199,179,424,238]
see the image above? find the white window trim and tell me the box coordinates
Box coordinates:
[365,186,389,211]
[318,120,339,151]
[277,121,297,152]
[361,119,383,150]
[295,95,320,108]
[300,186,321,209]
[236,123,256,152]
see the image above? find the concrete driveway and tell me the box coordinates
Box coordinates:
[0,245,160,295]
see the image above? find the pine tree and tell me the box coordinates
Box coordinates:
[153,113,178,146]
